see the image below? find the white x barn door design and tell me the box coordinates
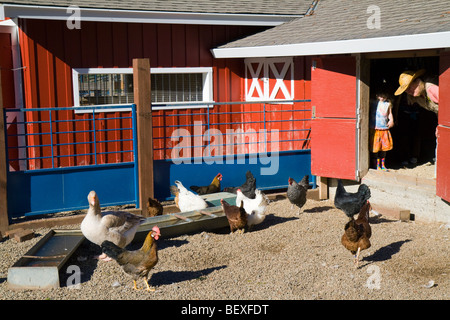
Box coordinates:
[245,57,294,101]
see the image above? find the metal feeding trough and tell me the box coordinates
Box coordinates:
[7,192,236,290]
[134,191,236,242]
[7,229,85,290]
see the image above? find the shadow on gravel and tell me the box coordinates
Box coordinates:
[210,215,299,235]
[152,238,189,251]
[368,216,400,224]
[363,239,412,263]
[251,214,299,231]
[303,206,334,213]
[150,265,227,286]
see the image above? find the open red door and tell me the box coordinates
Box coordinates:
[311,56,358,180]
[436,52,450,202]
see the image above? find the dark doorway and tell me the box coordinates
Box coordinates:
[369,56,439,175]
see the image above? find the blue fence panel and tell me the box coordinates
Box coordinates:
[153,150,314,201]
[3,100,313,218]
[4,105,138,220]
[151,99,314,200]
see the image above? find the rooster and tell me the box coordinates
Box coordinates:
[287,175,309,214]
[190,173,222,195]
[334,179,371,219]
[221,199,248,234]
[147,197,163,217]
[236,188,268,229]
[101,226,161,291]
[170,180,208,212]
[223,170,256,199]
[341,201,372,268]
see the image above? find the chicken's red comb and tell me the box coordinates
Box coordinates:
[152,225,161,234]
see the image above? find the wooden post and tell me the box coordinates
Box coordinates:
[357,54,370,180]
[0,69,10,232]
[133,58,154,217]
[318,176,328,200]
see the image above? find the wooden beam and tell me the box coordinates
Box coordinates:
[365,49,441,59]
[9,215,85,231]
[318,176,329,200]
[357,54,370,180]
[133,58,154,216]
[0,69,10,233]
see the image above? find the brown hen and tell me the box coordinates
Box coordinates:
[221,199,247,234]
[190,173,222,195]
[147,197,163,217]
[341,201,372,268]
[101,226,161,291]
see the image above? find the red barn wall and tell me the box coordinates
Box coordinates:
[0,32,19,170]
[17,19,310,167]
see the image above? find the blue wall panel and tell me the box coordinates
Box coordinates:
[6,151,311,219]
[7,163,136,219]
[153,150,313,200]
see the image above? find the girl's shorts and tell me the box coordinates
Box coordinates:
[370,129,393,153]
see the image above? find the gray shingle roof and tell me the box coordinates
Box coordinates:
[218,0,450,48]
[0,0,314,15]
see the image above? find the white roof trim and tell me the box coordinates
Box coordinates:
[212,31,450,58]
[0,4,302,26]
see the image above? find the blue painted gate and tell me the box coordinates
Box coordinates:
[3,105,138,220]
[152,100,314,200]
[3,100,313,221]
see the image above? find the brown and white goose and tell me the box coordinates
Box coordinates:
[81,190,145,261]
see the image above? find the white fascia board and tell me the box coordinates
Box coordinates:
[1,4,302,26]
[212,31,450,58]
[0,5,5,20]
[0,19,16,26]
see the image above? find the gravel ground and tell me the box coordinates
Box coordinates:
[0,196,449,300]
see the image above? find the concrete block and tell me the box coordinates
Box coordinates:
[13,229,35,242]
[399,210,411,222]
[5,228,25,238]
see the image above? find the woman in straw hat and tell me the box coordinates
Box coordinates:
[395,69,439,176]
[394,69,439,115]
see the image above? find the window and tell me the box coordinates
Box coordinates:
[245,57,294,102]
[152,73,203,103]
[77,73,134,106]
[72,67,213,112]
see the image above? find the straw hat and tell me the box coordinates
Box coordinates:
[394,69,426,96]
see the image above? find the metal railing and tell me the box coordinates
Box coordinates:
[3,100,311,169]
[3,105,137,172]
[152,99,311,161]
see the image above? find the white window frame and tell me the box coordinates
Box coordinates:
[72,67,214,113]
[245,57,294,102]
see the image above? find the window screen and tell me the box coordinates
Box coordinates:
[151,73,203,103]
